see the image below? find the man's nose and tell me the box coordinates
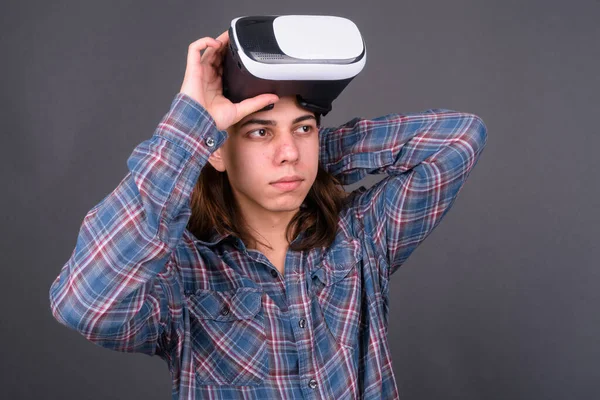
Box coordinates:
[275,133,300,163]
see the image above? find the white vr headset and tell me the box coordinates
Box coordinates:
[222,15,367,117]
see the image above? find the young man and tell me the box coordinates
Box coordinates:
[49,30,487,399]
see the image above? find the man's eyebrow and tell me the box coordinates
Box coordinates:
[238,114,316,129]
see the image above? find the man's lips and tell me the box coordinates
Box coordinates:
[270,179,303,191]
[270,176,304,184]
[272,179,302,183]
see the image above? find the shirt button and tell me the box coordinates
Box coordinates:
[308,379,317,389]
[270,269,278,278]
[206,137,215,147]
[298,318,306,328]
[220,306,230,316]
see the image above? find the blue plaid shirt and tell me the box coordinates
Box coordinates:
[49,93,487,399]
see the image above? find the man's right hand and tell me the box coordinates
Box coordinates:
[179,30,279,131]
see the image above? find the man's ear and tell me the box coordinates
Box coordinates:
[207,148,226,172]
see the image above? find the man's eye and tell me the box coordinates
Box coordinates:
[247,128,269,138]
[297,125,314,133]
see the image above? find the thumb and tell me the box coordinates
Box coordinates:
[235,94,280,120]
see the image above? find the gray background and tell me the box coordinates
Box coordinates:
[2,0,598,399]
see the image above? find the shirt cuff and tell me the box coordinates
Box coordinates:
[153,93,229,161]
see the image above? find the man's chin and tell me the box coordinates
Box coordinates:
[262,199,305,213]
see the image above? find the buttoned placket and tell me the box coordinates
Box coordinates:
[234,233,320,397]
[279,251,320,399]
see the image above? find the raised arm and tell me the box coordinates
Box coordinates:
[49,29,278,357]
[48,93,228,356]
[319,108,488,282]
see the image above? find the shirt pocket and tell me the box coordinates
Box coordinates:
[311,238,363,351]
[185,286,268,386]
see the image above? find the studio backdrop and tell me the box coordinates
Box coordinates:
[1,0,598,399]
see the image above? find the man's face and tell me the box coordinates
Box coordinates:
[208,95,320,216]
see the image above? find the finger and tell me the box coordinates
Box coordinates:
[200,41,223,65]
[210,48,226,70]
[215,30,229,45]
[211,31,230,59]
[202,39,229,66]
[208,30,230,62]
[235,94,280,122]
[187,37,221,65]
[209,32,232,70]
[211,61,223,77]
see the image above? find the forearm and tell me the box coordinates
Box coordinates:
[319,108,487,185]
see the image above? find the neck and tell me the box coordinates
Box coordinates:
[244,209,297,252]
[232,194,298,252]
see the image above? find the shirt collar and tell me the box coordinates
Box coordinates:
[192,228,231,247]
[192,226,307,249]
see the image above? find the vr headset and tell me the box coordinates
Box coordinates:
[222,15,367,117]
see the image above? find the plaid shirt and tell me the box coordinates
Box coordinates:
[49,93,487,399]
